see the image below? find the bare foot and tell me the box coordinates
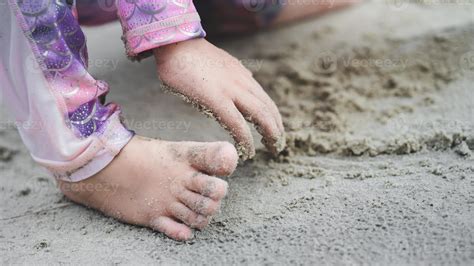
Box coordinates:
[58,136,238,241]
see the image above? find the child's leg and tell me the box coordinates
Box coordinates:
[1,0,237,241]
[197,0,358,36]
[271,0,360,26]
[75,0,119,26]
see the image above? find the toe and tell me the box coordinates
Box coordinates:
[187,142,238,176]
[178,189,221,216]
[150,216,193,241]
[184,173,228,200]
[168,202,210,230]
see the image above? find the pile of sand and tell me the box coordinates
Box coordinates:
[252,25,474,158]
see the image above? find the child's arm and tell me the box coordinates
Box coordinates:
[116,0,206,61]
[116,1,285,159]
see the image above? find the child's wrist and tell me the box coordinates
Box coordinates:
[153,38,205,65]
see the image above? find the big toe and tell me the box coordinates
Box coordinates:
[187,142,238,176]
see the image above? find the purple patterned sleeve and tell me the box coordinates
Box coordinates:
[14,0,128,138]
[116,0,206,60]
[3,0,133,181]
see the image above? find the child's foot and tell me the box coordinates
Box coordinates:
[57,136,238,241]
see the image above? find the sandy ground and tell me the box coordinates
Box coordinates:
[1,1,473,264]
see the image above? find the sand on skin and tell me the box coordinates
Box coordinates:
[1,2,473,264]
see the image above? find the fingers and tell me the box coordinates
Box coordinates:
[168,202,210,230]
[210,101,256,160]
[150,216,193,241]
[248,78,285,133]
[183,172,228,200]
[178,189,221,216]
[234,94,283,155]
[186,142,238,177]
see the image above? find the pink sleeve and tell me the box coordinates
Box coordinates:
[116,0,206,60]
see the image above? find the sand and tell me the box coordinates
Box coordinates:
[1,1,473,264]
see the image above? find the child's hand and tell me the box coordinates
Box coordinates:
[154,39,285,159]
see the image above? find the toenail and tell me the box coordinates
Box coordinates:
[179,231,193,240]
